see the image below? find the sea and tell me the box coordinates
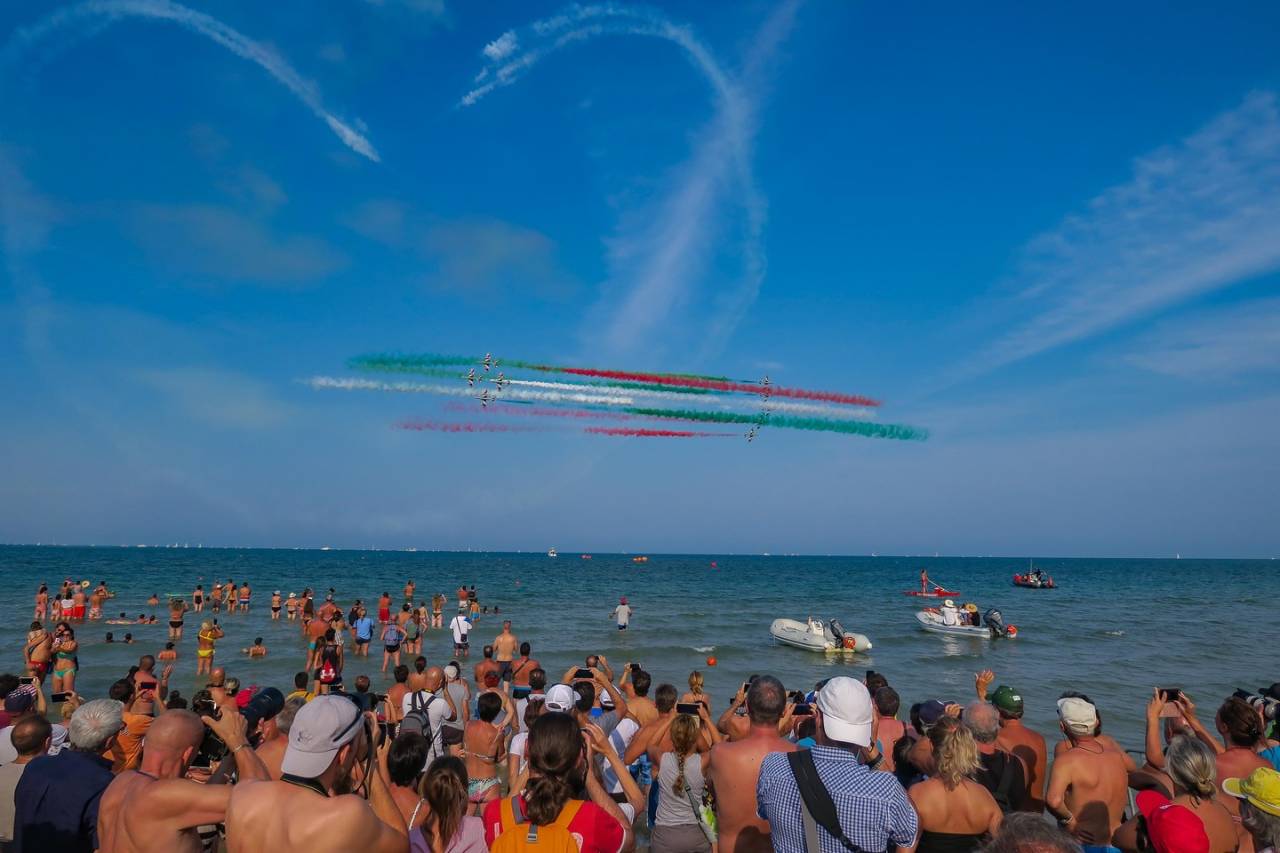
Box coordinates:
[2,546,1273,752]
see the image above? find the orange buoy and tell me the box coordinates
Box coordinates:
[1007,625,1018,638]
[706,656,717,667]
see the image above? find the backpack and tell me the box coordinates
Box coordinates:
[984,750,1019,814]
[317,645,339,684]
[491,796,583,853]
[400,691,437,743]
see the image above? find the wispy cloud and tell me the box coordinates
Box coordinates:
[1124,297,1280,381]
[3,0,379,161]
[136,366,295,429]
[969,91,1280,375]
[462,2,800,356]
[122,203,347,286]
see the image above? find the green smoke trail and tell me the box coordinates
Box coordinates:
[349,352,730,383]
[348,354,717,395]
[624,407,929,441]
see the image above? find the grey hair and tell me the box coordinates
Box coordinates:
[982,813,1083,853]
[1243,800,1280,849]
[68,699,124,752]
[963,701,1001,745]
[275,696,307,735]
[1166,735,1217,800]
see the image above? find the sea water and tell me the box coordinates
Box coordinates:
[2,546,1272,751]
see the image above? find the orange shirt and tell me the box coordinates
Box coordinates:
[108,712,153,772]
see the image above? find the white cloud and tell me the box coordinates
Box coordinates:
[1124,298,1280,380]
[970,91,1280,375]
[482,31,518,62]
[135,366,294,429]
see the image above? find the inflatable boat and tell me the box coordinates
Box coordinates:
[915,607,1018,639]
[1013,572,1055,589]
[770,617,872,653]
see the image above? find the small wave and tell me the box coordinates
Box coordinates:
[692,645,715,653]
[1104,630,1125,637]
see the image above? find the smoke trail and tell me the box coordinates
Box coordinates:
[396,420,546,434]
[625,407,929,442]
[305,376,638,407]
[535,366,879,407]
[349,353,729,383]
[4,0,379,162]
[584,426,732,438]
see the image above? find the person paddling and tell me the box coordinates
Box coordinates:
[920,569,930,594]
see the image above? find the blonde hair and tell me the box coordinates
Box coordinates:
[669,714,700,796]
[687,670,704,695]
[929,716,979,790]
[1166,735,1218,800]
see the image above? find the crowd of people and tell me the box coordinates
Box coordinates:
[2,576,1279,853]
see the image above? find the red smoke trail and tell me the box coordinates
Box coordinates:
[448,402,651,423]
[396,420,545,433]
[583,427,732,438]
[530,365,880,407]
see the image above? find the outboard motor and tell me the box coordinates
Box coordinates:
[983,608,1007,637]
[829,618,858,650]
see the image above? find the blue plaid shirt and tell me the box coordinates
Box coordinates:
[757,746,918,853]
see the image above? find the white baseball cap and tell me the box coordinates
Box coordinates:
[1057,697,1098,735]
[544,684,581,714]
[281,695,363,778]
[816,676,874,747]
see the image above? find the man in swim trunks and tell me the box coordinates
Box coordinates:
[492,620,519,682]
[71,586,86,620]
[159,641,179,663]
[90,586,107,620]
[612,597,633,631]
[239,582,252,613]
[1047,697,1130,851]
[377,592,392,625]
[457,585,469,614]
[211,582,222,612]
[403,579,415,603]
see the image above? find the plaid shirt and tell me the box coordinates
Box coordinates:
[757,746,918,853]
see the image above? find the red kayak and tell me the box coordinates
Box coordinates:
[903,589,961,597]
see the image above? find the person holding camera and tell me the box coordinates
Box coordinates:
[96,705,269,852]
[223,695,407,853]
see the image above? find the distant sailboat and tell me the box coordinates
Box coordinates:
[547,548,558,558]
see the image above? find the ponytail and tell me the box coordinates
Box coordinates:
[525,713,583,826]
[1166,735,1218,800]
[420,755,467,852]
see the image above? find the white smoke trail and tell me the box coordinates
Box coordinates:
[305,376,638,407]
[3,0,379,162]
[460,3,797,355]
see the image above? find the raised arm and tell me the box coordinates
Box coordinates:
[595,670,628,719]
[718,685,747,736]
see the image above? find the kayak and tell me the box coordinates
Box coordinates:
[1013,573,1055,589]
[915,608,1019,639]
[903,589,960,597]
[770,617,872,653]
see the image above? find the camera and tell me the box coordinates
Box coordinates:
[1234,688,1279,722]
[192,687,285,766]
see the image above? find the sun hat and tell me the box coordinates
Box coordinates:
[943,599,955,607]
[288,592,296,598]
[1136,790,1210,853]
[281,694,363,778]
[1057,697,1098,735]
[1223,767,1280,818]
[544,684,581,714]
[988,685,1024,717]
[815,676,874,747]
[443,664,459,680]
[620,596,628,604]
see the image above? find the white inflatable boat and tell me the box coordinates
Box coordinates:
[770,617,872,653]
[915,607,1018,639]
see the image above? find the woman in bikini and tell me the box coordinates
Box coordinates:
[463,689,514,814]
[285,592,298,620]
[59,587,75,622]
[34,585,48,621]
[23,622,52,683]
[404,611,423,656]
[432,593,445,629]
[192,584,204,612]
[211,582,223,613]
[168,598,188,641]
[196,620,223,676]
[50,624,79,695]
[270,590,282,620]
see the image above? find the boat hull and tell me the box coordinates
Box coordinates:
[769,618,872,652]
[915,611,1004,639]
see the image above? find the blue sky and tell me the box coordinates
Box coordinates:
[2,0,1278,556]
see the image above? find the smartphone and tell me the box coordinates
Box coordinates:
[189,752,213,770]
[139,681,158,693]
[573,668,593,680]
[742,682,753,694]
[793,703,813,716]
[866,670,877,679]
[51,692,70,703]
[1161,688,1182,702]
[676,703,701,715]
[629,663,642,673]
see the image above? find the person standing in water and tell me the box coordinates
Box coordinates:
[192,584,204,613]
[611,597,634,631]
[196,620,223,676]
[920,568,931,594]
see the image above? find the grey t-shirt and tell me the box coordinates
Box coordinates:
[441,682,469,731]
[0,761,29,842]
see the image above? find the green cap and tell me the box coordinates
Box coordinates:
[988,685,1024,716]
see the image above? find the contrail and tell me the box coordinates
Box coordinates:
[625,406,930,442]
[584,426,733,438]
[305,376,638,408]
[460,3,795,354]
[3,0,379,162]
